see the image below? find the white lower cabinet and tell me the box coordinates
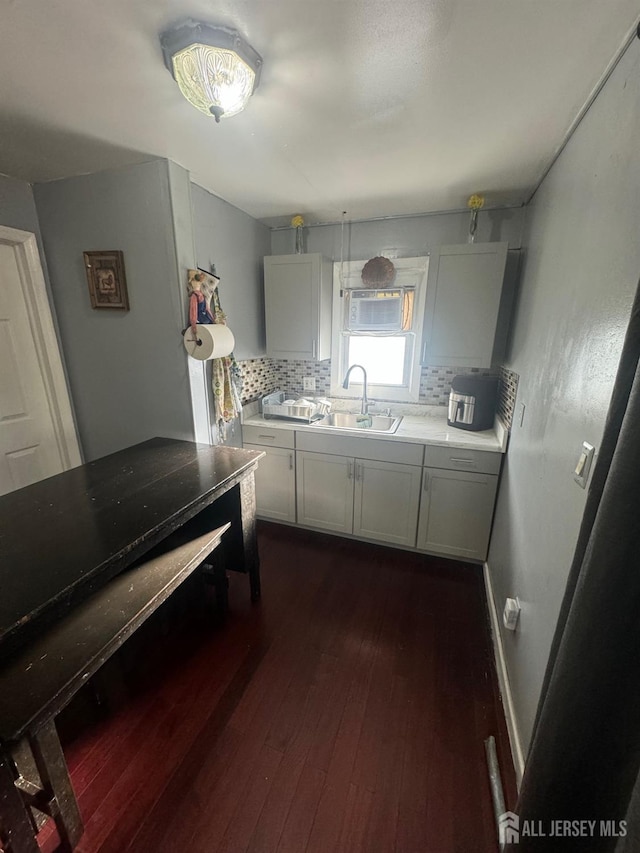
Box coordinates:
[245,423,502,562]
[244,443,296,523]
[296,451,354,533]
[416,467,498,561]
[353,459,422,547]
[296,451,422,546]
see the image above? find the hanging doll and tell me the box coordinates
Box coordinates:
[186,268,218,342]
[185,267,243,441]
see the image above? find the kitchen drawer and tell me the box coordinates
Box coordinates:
[295,431,423,466]
[423,445,501,475]
[242,424,295,449]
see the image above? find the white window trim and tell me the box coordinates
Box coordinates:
[330,256,429,403]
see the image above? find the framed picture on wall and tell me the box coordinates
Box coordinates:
[83,250,129,310]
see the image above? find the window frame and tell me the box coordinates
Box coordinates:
[330,256,429,403]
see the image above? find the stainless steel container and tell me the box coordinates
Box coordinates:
[448,392,475,426]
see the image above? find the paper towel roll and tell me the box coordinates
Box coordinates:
[183,324,235,360]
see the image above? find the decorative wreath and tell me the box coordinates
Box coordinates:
[361,256,396,288]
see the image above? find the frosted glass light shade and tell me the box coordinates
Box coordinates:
[172,43,256,119]
[160,21,262,122]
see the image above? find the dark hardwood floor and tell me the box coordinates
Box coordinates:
[37,522,517,853]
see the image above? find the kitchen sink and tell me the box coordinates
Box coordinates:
[312,412,403,434]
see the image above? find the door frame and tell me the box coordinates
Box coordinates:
[0,225,81,470]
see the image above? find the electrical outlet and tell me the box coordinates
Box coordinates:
[503,597,521,631]
[303,376,316,392]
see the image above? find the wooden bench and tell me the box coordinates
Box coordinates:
[0,521,230,853]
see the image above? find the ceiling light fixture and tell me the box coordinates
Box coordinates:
[160,20,262,122]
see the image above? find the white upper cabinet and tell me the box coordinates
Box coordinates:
[264,253,332,361]
[421,242,508,368]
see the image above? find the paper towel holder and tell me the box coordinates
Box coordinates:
[182,322,236,361]
[181,326,204,347]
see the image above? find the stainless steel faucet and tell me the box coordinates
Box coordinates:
[342,364,369,415]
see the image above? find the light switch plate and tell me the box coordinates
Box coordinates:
[574,442,595,489]
[518,403,526,428]
[303,376,316,391]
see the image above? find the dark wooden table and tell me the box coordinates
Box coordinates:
[0,438,264,853]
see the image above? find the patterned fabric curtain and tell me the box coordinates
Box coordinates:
[210,287,242,442]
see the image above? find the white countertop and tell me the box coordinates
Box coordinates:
[243,405,508,453]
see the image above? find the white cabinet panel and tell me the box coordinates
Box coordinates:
[296,450,354,533]
[264,254,332,360]
[417,468,498,561]
[242,424,295,449]
[353,459,422,547]
[423,445,501,475]
[295,430,423,465]
[422,242,508,368]
[244,443,296,523]
[296,451,422,547]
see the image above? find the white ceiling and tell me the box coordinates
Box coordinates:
[0,0,638,226]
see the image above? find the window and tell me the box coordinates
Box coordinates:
[330,257,429,402]
[347,336,407,385]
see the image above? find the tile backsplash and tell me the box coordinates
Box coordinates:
[237,356,519,428]
[419,365,494,405]
[237,357,279,404]
[497,366,519,429]
[269,359,332,397]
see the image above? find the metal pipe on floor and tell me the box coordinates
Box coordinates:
[485,735,507,851]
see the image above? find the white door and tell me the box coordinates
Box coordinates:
[417,467,498,560]
[0,227,80,495]
[244,443,296,523]
[296,450,354,533]
[353,458,422,547]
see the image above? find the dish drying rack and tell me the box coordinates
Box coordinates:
[261,390,330,424]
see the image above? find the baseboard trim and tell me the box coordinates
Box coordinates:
[483,561,526,787]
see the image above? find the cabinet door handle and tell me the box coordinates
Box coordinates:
[423,472,430,491]
[450,457,475,465]
[357,463,364,482]
[289,453,294,470]
[347,461,353,480]
[312,339,317,359]
[421,340,428,364]
[258,434,276,440]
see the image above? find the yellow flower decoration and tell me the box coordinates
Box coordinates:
[291,214,304,228]
[467,194,485,210]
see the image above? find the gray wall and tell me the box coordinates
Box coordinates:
[0,173,41,234]
[34,160,195,461]
[270,207,524,258]
[487,41,640,754]
[0,173,55,306]
[191,183,271,360]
